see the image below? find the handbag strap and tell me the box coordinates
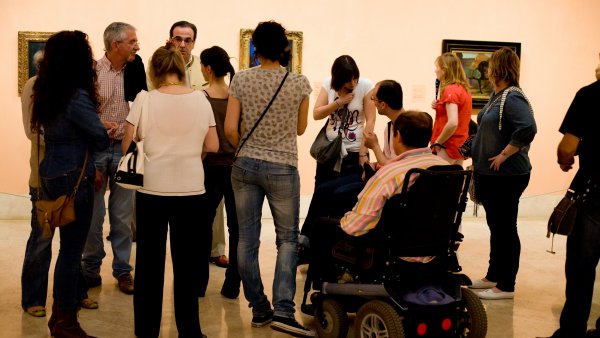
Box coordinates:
[235,71,289,159]
[36,132,88,200]
[133,90,149,142]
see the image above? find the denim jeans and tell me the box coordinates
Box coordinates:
[21,186,54,310]
[300,173,364,245]
[477,173,530,292]
[83,141,133,279]
[231,157,300,318]
[41,171,93,310]
[134,192,210,338]
[554,193,600,338]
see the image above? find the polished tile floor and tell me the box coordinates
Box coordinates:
[1,216,599,338]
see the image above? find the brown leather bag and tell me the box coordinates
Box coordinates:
[35,194,76,229]
[35,147,88,232]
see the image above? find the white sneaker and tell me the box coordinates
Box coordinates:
[476,288,514,300]
[468,278,497,289]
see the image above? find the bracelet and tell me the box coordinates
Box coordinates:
[431,143,446,149]
[501,150,509,157]
[334,99,341,108]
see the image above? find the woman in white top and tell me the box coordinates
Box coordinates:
[122,44,218,338]
[312,55,376,186]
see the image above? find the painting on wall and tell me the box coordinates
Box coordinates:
[18,31,54,96]
[239,29,303,74]
[442,39,521,108]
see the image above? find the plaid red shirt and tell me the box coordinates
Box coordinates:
[96,55,129,141]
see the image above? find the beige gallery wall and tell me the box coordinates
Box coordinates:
[1,0,599,196]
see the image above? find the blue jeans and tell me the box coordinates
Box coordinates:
[21,187,54,310]
[41,171,93,310]
[82,142,133,279]
[231,157,300,318]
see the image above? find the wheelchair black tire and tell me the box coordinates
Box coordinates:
[314,298,349,338]
[460,288,488,337]
[354,300,405,338]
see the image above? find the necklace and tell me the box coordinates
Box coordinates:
[159,81,182,87]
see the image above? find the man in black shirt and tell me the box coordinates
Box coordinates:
[545,54,600,338]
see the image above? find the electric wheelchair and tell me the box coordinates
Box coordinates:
[301,165,487,338]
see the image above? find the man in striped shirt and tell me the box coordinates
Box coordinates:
[340,110,449,236]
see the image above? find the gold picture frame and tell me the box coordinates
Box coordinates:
[18,31,54,96]
[239,29,303,74]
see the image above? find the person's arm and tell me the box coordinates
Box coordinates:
[21,77,36,140]
[432,103,458,149]
[557,133,579,172]
[224,95,241,148]
[121,122,135,154]
[363,130,389,166]
[359,91,376,166]
[203,126,219,153]
[313,87,355,120]
[488,93,537,171]
[297,96,309,135]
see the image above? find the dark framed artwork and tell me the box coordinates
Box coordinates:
[239,29,303,74]
[18,31,54,96]
[442,39,521,108]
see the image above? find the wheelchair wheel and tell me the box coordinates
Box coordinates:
[314,298,349,338]
[460,288,487,337]
[354,300,405,338]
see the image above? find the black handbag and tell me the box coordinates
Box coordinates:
[115,90,148,190]
[310,105,349,168]
[547,189,578,238]
[309,123,343,167]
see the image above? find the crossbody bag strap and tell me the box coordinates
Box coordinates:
[36,132,41,200]
[498,86,534,130]
[70,148,88,199]
[235,71,289,158]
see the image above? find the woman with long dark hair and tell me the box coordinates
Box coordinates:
[31,30,109,338]
[225,21,314,337]
[199,46,241,299]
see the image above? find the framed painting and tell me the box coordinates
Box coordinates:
[18,31,54,96]
[239,29,303,74]
[442,39,521,108]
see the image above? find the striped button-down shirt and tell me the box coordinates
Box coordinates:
[341,148,449,236]
[96,55,129,141]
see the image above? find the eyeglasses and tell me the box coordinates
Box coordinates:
[172,36,194,44]
[117,40,139,47]
[370,95,381,103]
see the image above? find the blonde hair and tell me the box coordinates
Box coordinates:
[488,47,520,87]
[149,45,185,89]
[436,52,470,94]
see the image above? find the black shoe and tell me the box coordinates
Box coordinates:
[251,309,274,327]
[220,282,240,299]
[588,329,600,338]
[297,246,310,266]
[270,315,315,337]
[84,275,102,288]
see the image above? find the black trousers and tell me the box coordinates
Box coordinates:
[555,194,600,338]
[133,192,211,338]
[476,173,529,292]
[202,165,241,290]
